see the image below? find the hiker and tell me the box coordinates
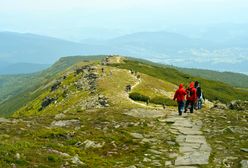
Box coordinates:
[184,82,197,113]
[173,84,187,115]
[194,81,204,110]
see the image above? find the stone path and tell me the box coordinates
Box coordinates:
[165,113,212,167]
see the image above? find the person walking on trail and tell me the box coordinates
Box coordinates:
[194,81,204,110]
[173,84,187,116]
[184,82,197,113]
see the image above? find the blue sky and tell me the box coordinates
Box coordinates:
[0,0,248,40]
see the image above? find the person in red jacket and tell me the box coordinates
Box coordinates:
[184,82,197,113]
[173,83,187,115]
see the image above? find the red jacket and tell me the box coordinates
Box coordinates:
[186,82,197,101]
[174,84,187,102]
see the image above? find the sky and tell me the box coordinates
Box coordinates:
[0,0,248,40]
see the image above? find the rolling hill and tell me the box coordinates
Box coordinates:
[1,55,248,117]
[0,63,49,75]
[0,56,247,167]
[1,31,248,75]
[0,32,91,64]
[176,68,248,88]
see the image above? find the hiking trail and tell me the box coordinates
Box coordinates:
[165,112,212,167]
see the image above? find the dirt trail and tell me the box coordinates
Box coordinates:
[127,75,161,109]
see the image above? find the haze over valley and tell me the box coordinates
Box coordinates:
[1,0,248,74]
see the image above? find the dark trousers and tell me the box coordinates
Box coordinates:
[185,100,194,113]
[178,101,184,115]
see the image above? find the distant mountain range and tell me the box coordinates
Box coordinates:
[0,32,87,64]
[0,63,49,75]
[0,31,247,74]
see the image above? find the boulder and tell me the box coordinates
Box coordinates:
[39,97,56,111]
[71,154,85,166]
[0,118,11,123]
[241,160,248,168]
[130,133,144,139]
[82,140,105,149]
[229,100,248,111]
[51,120,80,127]
[51,81,61,92]
[212,101,228,110]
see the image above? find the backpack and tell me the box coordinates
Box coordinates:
[187,88,194,98]
[196,87,202,98]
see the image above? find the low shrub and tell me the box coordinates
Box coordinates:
[150,96,177,106]
[129,92,150,102]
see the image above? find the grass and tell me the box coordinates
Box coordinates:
[0,55,107,116]
[110,59,248,103]
[2,56,247,167]
[194,109,248,168]
[0,106,177,167]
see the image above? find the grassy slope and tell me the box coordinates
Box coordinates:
[2,55,248,117]
[193,109,248,168]
[0,55,107,116]
[128,57,248,88]
[110,60,248,103]
[177,68,248,88]
[1,56,248,167]
[4,60,178,167]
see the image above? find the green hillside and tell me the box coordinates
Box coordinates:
[1,55,248,117]
[127,57,248,88]
[0,56,247,167]
[111,59,248,103]
[0,55,106,116]
[177,68,248,88]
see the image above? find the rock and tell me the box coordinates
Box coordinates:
[124,109,166,118]
[0,134,10,139]
[39,96,56,111]
[175,127,203,135]
[229,100,248,111]
[71,155,85,166]
[169,153,178,159]
[143,157,151,162]
[51,81,61,92]
[51,120,80,127]
[11,163,16,168]
[47,149,70,157]
[130,133,144,139]
[241,148,248,153]
[151,160,162,167]
[241,160,248,168]
[212,102,228,110]
[15,153,20,160]
[165,161,172,166]
[148,149,162,155]
[175,151,210,166]
[167,141,176,145]
[54,113,66,120]
[175,166,198,168]
[185,135,207,143]
[98,95,109,107]
[169,111,212,167]
[126,166,137,168]
[0,118,11,123]
[82,140,105,149]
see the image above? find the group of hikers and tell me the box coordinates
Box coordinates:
[173,81,204,115]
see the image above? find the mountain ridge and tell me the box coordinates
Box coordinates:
[0,56,247,167]
[1,55,248,117]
